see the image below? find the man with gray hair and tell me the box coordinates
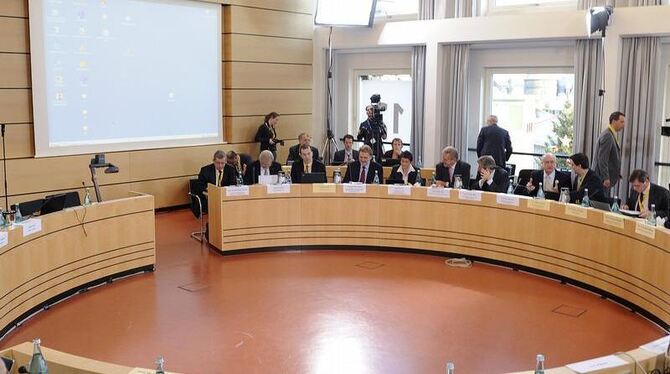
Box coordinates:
[472,155,509,193]
[286,132,319,164]
[525,153,572,200]
[435,146,471,188]
[244,150,283,185]
[476,115,513,168]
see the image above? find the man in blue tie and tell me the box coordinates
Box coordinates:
[343,145,383,184]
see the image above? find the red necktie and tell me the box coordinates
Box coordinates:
[359,166,366,183]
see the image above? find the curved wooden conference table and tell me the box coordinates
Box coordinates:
[208,183,670,373]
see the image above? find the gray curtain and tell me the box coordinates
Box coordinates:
[577,0,660,7]
[573,38,603,161]
[410,0,434,164]
[617,37,661,199]
[455,0,474,17]
[442,44,470,158]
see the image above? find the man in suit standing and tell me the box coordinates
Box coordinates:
[622,169,670,219]
[343,144,384,184]
[244,150,283,185]
[567,153,606,204]
[287,133,320,164]
[473,155,509,193]
[290,144,326,184]
[333,134,359,165]
[357,105,387,163]
[435,146,471,188]
[254,112,282,159]
[593,111,625,196]
[525,153,572,200]
[476,115,513,168]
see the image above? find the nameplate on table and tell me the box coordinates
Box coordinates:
[225,186,250,197]
[458,190,481,201]
[342,183,367,194]
[387,185,411,196]
[635,221,656,239]
[640,335,669,354]
[266,184,291,194]
[18,218,42,237]
[496,194,519,206]
[0,231,7,248]
[566,355,628,373]
[565,204,587,219]
[603,213,625,229]
[527,199,551,211]
[427,187,451,199]
[258,175,278,186]
[313,184,336,193]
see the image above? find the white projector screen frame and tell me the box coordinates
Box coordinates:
[29,0,223,157]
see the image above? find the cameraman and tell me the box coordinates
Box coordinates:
[357,105,387,162]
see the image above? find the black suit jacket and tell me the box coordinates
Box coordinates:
[343,161,384,184]
[290,159,326,184]
[625,183,670,219]
[476,124,513,167]
[196,163,237,194]
[254,122,278,154]
[287,145,320,164]
[570,169,605,204]
[333,149,359,164]
[243,160,283,185]
[472,166,509,193]
[389,165,418,185]
[435,160,471,189]
[527,169,572,200]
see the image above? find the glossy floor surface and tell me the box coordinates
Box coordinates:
[0,209,665,373]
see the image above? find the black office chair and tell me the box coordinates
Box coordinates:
[516,169,533,187]
[188,178,206,243]
[15,199,45,217]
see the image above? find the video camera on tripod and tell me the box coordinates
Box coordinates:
[369,94,387,124]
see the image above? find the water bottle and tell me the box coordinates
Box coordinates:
[373,170,380,184]
[610,196,620,213]
[0,209,6,227]
[236,172,244,186]
[155,356,165,374]
[454,175,463,189]
[536,183,545,200]
[559,187,570,204]
[414,169,422,187]
[581,189,590,208]
[646,204,657,226]
[277,171,286,185]
[28,338,48,374]
[334,169,342,184]
[285,173,292,184]
[534,354,545,374]
[446,362,455,374]
[430,172,437,187]
[506,178,514,195]
[14,204,23,223]
[83,188,92,206]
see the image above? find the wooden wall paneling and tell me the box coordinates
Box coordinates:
[224,62,312,89]
[0,53,30,88]
[0,123,34,159]
[224,34,312,64]
[227,0,313,14]
[0,0,28,18]
[0,89,31,123]
[130,176,192,208]
[224,6,313,39]
[225,89,312,116]
[0,17,28,53]
[224,114,312,143]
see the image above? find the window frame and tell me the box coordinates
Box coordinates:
[373,0,419,22]
[480,0,577,16]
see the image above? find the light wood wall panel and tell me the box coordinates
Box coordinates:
[228,0,313,14]
[224,6,312,39]
[0,0,27,18]
[225,89,312,116]
[224,62,312,89]
[224,34,312,64]
[130,177,192,208]
[225,114,312,143]
[0,123,34,159]
[0,89,31,123]
[0,54,30,88]
[0,18,28,53]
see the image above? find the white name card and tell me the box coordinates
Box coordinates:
[496,194,519,206]
[225,186,250,196]
[603,213,625,229]
[343,183,367,194]
[458,190,481,201]
[313,184,336,193]
[527,199,551,211]
[427,187,451,199]
[565,204,588,219]
[640,335,669,354]
[258,174,278,186]
[18,218,42,237]
[266,184,291,194]
[566,355,628,373]
[635,221,656,239]
[387,185,411,196]
[0,231,7,248]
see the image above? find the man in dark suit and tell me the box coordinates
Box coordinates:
[357,105,387,163]
[333,134,359,165]
[287,132,320,164]
[343,144,384,184]
[244,150,283,185]
[567,153,606,204]
[593,111,625,196]
[290,144,326,183]
[472,155,509,193]
[525,153,572,200]
[254,112,283,159]
[196,150,237,214]
[476,115,513,168]
[435,146,471,188]
[622,169,670,219]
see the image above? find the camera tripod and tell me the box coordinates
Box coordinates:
[321,129,339,165]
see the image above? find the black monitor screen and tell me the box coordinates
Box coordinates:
[41,193,68,215]
[301,172,327,184]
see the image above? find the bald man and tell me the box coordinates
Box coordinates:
[525,153,572,200]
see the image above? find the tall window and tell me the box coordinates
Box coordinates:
[375,0,418,20]
[485,69,574,171]
[357,73,413,151]
[658,66,670,189]
[483,0,576,15]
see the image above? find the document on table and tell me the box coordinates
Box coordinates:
[566,354,628,373]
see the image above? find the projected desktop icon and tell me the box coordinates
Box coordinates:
[77,10,86,20]
[79,75,89,86]
[55,75,64,85]
[79,26,87,35]
[79,60,88,69]
[52,26,60,34]
[102,13,108,21]
[82,125,89,133]
[81,93,88,100]
[102,29,110,37]
[82,109,88,118]
[55,92,64,101]
[51,9,59,17]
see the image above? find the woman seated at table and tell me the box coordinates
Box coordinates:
[383,138,403,160]
[389,151,418,185]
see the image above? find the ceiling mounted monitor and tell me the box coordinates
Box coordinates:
[586,5,614,38]
[314,0,377,27]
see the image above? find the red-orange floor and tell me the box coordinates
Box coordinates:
[0,209,665,373]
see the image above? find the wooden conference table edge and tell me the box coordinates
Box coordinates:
[209,183,670,374]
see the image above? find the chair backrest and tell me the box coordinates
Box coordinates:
[188,178,202,219]
[15,199,45,216]
[517,169,534,186]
